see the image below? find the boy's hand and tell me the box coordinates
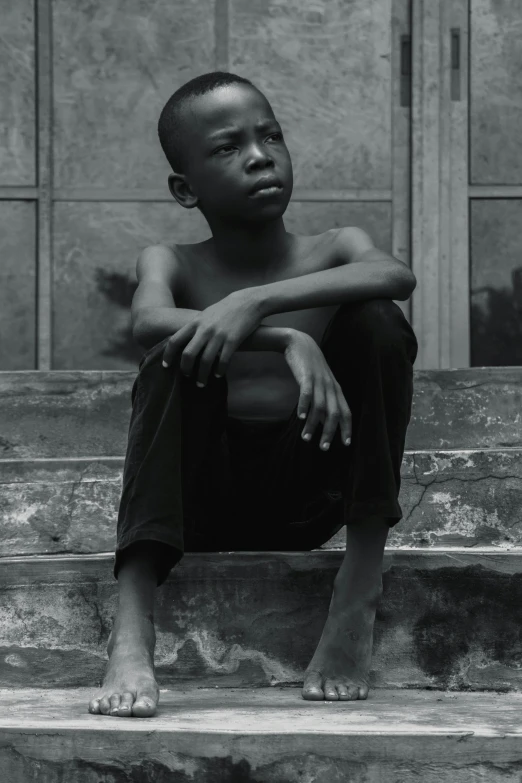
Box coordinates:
[283,330,352,450]
[161,290,264,384]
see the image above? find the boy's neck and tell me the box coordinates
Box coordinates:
[207,218,296,277]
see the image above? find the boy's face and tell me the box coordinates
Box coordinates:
[169,84,293,222]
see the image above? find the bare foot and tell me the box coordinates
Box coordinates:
[302,578,382,701]
[88,615,159,717]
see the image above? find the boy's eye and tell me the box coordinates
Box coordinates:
[214,133,282,155]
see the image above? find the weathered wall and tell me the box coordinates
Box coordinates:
[1,0,521,370]
[2,0,399,370]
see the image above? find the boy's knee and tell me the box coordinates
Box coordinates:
[138,336,171,371]
[351,299,408,352]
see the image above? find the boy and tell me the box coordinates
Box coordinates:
[88,71,418,718]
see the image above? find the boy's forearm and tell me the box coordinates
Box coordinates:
[133,307,292,353]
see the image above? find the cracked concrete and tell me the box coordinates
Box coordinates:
[0,551,522,691]
[1,448,521,556]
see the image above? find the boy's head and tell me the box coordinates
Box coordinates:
[158,71,293,224]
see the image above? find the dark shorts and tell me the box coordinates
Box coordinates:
[114,298,418,586]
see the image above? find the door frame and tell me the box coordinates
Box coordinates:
[410,0,470,370]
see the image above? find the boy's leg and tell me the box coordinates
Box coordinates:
[88,540,162,717]
[90,338,231,717]
[297,297,418,700]
[113,336,232,585]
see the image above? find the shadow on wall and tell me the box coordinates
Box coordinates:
[95,269,141,366]
[471,267,522,366]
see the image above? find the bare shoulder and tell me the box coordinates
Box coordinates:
[136,240,209,291]
[136,244,179,287]
[294,226,373,270]
[328,226,376,264]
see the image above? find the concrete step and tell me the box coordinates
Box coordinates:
[0,447,520,558]
[2,550,522,691]
[0,367,521,459]
[1,686,522,781]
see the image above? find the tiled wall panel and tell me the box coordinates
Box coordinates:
[0,0,35,185]
[0,202,36,369]
[470,0,522,184]
[230,0,392,190]
[52,0,215,189]
[470,200,522,366]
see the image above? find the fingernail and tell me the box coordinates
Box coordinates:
[214,373,222,378]
[303,433,311,441]
[321,442,330,450]
[298,413,306,419]
[196,381,205,388]
[345,437,351,445]
[162,361,168,368]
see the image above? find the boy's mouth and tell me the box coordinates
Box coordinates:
[249,176,283,196]
[249,185,283,198]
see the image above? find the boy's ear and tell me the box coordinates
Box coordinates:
[168,173,199,210]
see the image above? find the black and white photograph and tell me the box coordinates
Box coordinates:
[0,0,520,779]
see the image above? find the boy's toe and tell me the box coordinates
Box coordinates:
[116,692,134,716]
[98,696,112,715]
[88,698,101,714]
[109,694,121,714]
[323,679,339,700]
[302,671,324,700]
[346,684,360,700]
[336,684,351,700]
[132,687,159,717]
[358,684,369,699]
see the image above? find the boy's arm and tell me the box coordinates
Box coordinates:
[248,227,417,317]
[132,244,292,353]
[134,306,291,353]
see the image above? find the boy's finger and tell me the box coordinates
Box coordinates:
[302,385,324,442]
[297,383,313,420]
[162,325,192,367]
[196,337,222,386]
[337,394,352,445]
[162,336,181,368]
[319,389,340,450]
[214,341,237,378]
[341,419,352,445]
[179,334,208,377]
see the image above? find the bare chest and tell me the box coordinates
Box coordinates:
[174,234,341,419]
[177,233,340,339]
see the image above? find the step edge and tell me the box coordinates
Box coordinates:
[1,446,522,466]
[1,547,522,566]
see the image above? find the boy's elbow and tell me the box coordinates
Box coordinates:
[397,270,417,300]
[132,309,152,344]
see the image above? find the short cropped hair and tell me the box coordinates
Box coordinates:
[158,71,255,174]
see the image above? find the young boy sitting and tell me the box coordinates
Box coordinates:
[88,71,418,718]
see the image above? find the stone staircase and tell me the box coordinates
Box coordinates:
[1,367,522,780]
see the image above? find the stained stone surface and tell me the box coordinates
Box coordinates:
[406,367,522,449]
[0,368,521,460]
[0,448,521,558]
[1,687,522,782]
[392,448,522,548]
[1,551,522,692]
